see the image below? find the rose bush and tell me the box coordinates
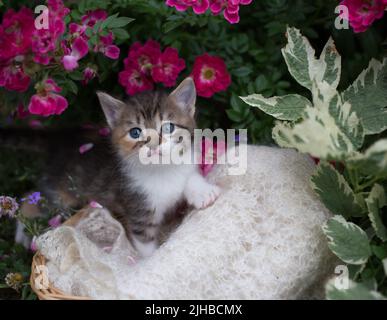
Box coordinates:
[0,0,387,299]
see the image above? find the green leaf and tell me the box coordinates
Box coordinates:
[323,215,371,265]
[241,94,311,121]
[66,80,78,95]
[366,184,387,241]
[326,279,385,300]
[162,21,184,33]
[347,139,387,177]
[311,162,363,218]
[281,27,341,91]
[100,13,119,29]
[112,28,130,40]
[371,245,387,260]
[108,17,134,28]
[342,58,387,135]
[230,93,246,112]
[68,71,84,81]
[232,66,252,77]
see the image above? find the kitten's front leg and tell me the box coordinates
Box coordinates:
[131,236,158,258]
[184,172,221,210]
[130,221,159,258]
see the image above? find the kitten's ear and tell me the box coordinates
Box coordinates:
[169,77,196,117]
[97,92,126,128]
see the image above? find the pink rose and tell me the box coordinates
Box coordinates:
[152,47,186,87]
[191,53,231,97]
[0,57,31,92]
[28,79,68,117]
[119,67,154,95]
[0,7,34,61]
[340,0,386,33]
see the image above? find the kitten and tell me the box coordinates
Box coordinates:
[16,77,220,257]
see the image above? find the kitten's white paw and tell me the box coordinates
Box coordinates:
[188,183,221,210]
[132,237,158,258]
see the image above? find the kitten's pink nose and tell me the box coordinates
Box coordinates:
[145,129,160,148]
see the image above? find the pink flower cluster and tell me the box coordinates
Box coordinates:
[0,7,35,92]
[32,0,70,65]
[119,40,231,97]
[166,0,253,23]
[68,9,120,68]
[0,2,123,117]
[119,40,185,95]
[340,0,387,33]
[0,1,71,116]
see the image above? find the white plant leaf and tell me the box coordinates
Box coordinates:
[326,279,386,300]
[342,58,387,135]
[316,38,341,89]
[240,94,311,121]
[323,215,371,265]
[366,184,387,241]
[281,27,341,91]
[311,162,363,218]
[273,80,364,158]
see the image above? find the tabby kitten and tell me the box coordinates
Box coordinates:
[17,77,220,257]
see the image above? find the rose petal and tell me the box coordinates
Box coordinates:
[79,143,94,154]
[62,55,79,71]
[89,200,103,208]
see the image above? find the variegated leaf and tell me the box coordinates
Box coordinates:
[317,38,341,89]
[323,215,371,265]
[326,279,385,300]
[342,58,387,135]
[281,27,341,91]
[328,93,364,150]
[272,81,363,159]
[366,184,387,241]
[272,104,361,159]
[311,162,363,218]
[240,94,311,121]
[347,139,387,177]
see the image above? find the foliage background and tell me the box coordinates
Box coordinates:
[1,0,387,299]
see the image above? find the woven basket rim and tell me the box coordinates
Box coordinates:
[30,251,91,300]
[30,209,93,300]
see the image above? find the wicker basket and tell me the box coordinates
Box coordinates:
[30,209,92,300]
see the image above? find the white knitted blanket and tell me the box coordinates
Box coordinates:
[36,145,336,299]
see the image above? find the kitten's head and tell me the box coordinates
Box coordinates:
[97,77,196,166]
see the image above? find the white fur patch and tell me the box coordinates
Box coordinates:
[127,164,196,224]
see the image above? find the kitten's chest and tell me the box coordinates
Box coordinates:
[128,166,193,223]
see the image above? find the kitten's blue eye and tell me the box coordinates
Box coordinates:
[129,127,142,139]
[161,123,175,134]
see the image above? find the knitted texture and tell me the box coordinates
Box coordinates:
[37,145,336,299]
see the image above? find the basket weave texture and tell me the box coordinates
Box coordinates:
[30,210,91,300]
